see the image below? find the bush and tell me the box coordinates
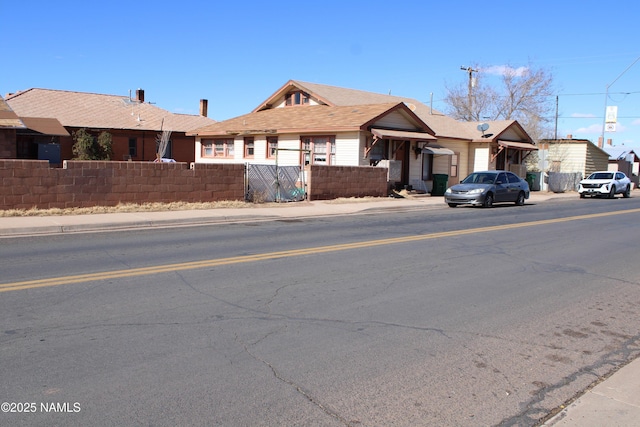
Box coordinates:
[72,129,113,160]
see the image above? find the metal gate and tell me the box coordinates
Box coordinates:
[246,164,306,202]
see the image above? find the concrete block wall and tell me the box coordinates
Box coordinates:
[0,160,245,210]
[306,165,388,201]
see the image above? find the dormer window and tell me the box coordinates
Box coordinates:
[285,91,310,106]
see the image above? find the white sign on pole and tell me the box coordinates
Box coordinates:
[606,106,618,123]
[605,123,617,132]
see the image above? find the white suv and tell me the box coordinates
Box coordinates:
[578,171,632,198]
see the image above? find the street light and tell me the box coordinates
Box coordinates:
[601,55,640,144]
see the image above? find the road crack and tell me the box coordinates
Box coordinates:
[236,334,356,427]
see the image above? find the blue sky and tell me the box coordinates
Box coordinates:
[2,0,640,151]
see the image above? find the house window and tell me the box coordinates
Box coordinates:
[267,137,278,159]
[202,138,235,158]
[285,91,310,106]
[301,136,335,165]
[128,138,137,157]
[450,153,459,178]
[244,137,254,158]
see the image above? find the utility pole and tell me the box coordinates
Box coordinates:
[555,95,558,140]
[460,66,478,120]
[601,55,640,144]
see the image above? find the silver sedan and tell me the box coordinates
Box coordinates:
[444,170,530,208]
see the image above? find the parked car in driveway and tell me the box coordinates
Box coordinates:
[444,170,530,208]
[578,171,632,198]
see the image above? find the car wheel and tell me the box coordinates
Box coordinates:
[448,203,457,208]
[515,191,525,206]
[482,193,494,208]
[609,186,616,199]
[623,185,631,198]
[579,193,585,199]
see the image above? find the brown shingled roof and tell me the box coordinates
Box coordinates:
[260,80,531,143]
[191,102,432,137]
[0,96,26,129]
[20,117,70,136]
[6,88,215,133]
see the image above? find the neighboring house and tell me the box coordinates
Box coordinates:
[5,88,215,163]
[603,145,639,186]
[0,95,26,158]
[189,80,536,190]
[538,137,610,177]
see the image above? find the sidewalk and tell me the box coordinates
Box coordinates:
[1,190,639,426]
[541,358,640,426]
[0,191,573,237]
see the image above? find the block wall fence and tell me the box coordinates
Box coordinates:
[0,160,389,210]
[0,160,245,210]
[306,164,388,200]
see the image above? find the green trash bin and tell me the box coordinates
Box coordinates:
[431,174,448,196]
[526,173,535,189]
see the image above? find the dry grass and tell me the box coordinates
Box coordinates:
[0,193,405,218]
[0,200,254,217]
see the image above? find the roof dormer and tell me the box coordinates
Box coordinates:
[284,91,310,106]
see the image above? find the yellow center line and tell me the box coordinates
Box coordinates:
[2,208,640,293]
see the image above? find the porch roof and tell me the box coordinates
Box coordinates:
[422,145,454,155]
[371,128,436,141]
[20,117,70,136]
[498,140,538,150]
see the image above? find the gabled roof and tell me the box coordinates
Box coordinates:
[256,80,531,143]
[5,88,215,133]
[190,102,435,137]
[0,95,26,129]
[541,138,611,157]
[254,80,435,112]
[602,145,640,162]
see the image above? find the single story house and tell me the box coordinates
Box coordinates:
[189,80,537,191]
[5,88,215,164]
[538,137,610,176]
[603,145,639,186]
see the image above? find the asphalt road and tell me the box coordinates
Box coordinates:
[1,198,640,426]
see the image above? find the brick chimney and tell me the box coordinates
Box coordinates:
[200,99,208,117]
[566,134,573,139]
[598,136,604,148]
[135,89,145,103]
[607,138,613,146]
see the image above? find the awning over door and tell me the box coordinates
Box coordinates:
[422,145,454,155]
[498,140,538,150]
[371,128,436,141]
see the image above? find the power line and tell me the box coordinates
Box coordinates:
[558,91,640,96]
